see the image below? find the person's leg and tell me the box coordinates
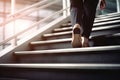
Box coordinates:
[70,0,84,48]
[70,0,83,27]
[82,0,99,47]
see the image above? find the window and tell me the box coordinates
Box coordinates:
[98,0,117,15]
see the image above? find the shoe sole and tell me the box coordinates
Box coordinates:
[71,28,82,48]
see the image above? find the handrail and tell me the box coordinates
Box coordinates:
[0,1,58,27]
[8,0,47,17]
[0,7,70,46]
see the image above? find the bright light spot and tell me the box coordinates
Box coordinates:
[5,19,33,38]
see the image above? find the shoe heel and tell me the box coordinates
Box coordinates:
[73,28,81,34]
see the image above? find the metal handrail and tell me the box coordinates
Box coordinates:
[0,1,58,27]
[8,0,47,17]
[0,1,70,46]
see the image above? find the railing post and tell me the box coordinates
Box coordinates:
[2,0,6,49]
[117,0,120,13]
[11,0,17,46]
[62,0,70,17]
[63,0,67,17]
[66,0,70,16]
[37,10,40,29]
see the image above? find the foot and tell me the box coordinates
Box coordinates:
[81,37,89,47]
[71,24,82,48]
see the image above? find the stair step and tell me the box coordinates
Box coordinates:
[61,17,120,28]
[68,15,120,24]
[94,19,120,27]
[0,64,120,80]
[54,24,120,33]
[95,17,120,23]
[0,63,120,69]
[14,45,120,55]
[30,33,120,50]
[30,38,72,50]
[44,31,72,37]
[43,25,120,40]
[14,46,120,63]
[43,31,71,40]
[92,33,120,46]
[61,23,72,27]
[112,33,120,36]
[31,38,71,45]
[0,78,27,80]
[96,12,120,19]
[53,27,72,33]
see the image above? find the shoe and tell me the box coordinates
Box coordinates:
[71,24,82,48]
[81,37,89,47]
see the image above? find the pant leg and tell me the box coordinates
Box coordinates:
[70,0,84,28]
[82,0,99,38]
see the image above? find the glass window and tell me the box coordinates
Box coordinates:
[98,0,117,15]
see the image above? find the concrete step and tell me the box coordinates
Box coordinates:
[95,17,120,23]
[43,31,71,40]
[61,17,120,28]
[0,78,27,80]
[92,33,120,46]
[94,19,120,27]
[54,24,120,33]
[61,23,72,28]
[30,38,72,50]
[30,33,120,50]
[53,27,72,33]
[14,45,120,63]
[43,25,120,40]
[96,12,120,19]
[0,64,120,80]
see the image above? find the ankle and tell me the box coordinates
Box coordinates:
[82,36,89,43]
[81,36,89,47]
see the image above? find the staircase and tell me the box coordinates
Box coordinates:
[0,12,120,80]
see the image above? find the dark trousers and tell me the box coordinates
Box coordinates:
[70,0,99,38]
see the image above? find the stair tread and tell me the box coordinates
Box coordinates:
[54,24,120,32]
[31,38,71,45]
[43,31,72,37]
[96,12,120,18]
[44,25,120,37]
[61,23,72,27]
[93,19,120,26]
[112,33,120,37]
[0,78,27,80]
[61,19,120,27]
[54,27,72,32]
[14,45,120,55]
[31,32,120,45]
[92,24,120,31]
[94,16,120,23]
[95,15,120,20]
[0,63,120,69]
